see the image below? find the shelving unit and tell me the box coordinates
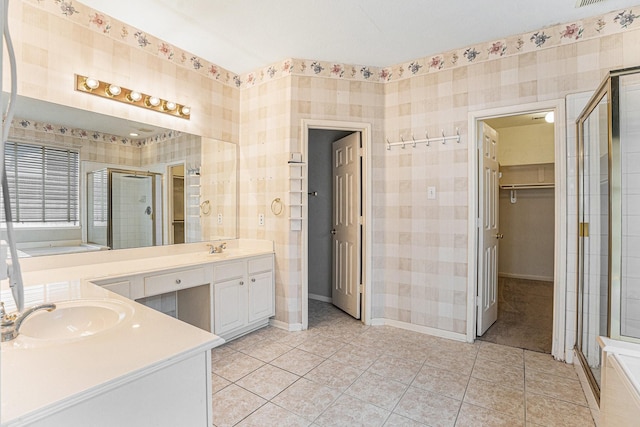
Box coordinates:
[499,162,555,189]
[288,161,305,231]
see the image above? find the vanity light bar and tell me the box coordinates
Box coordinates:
[74,74,191,120]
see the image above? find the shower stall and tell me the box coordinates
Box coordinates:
[576,66,640,401]
[87,168,163,250]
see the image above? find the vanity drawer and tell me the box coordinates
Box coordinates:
[248,256,273,274]
[144,267,206,296]
[213,261,244,282]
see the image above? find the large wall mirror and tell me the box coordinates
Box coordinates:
[1,94,237,257]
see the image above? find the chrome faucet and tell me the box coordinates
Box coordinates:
[207,242,227,254]
[0,301,56,342]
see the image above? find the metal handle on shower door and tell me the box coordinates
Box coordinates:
[495,233,504,239]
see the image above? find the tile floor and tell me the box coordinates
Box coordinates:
[210,300,594,426]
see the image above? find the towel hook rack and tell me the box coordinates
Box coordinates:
[386,127,461,151]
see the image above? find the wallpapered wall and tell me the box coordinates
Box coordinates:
[7,0,640,336]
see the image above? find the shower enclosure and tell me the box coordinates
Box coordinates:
[87,168,163,250]
[576,66,640,401]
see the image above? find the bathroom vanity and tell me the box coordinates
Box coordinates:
[0,239,275,426]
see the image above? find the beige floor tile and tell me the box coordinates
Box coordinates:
[211,373,231,394]
[368,353,423,384]
[422,349,476,376]
[455,402,524,427]
[463,377,524,419]
[276,330,322,347]
[525,393,595,427]
[235,402,310,427]
[225,331,269,351]
[211,384,266,427]
[211,345,238,363]
[236,364,299,400]
[394,386,461,426]
[304,358,363,391]
[271,348,326,376]
[382,342,429,364]
[471,358,524,389]
[476,341,525,366]
[271,377,341,421]
[250,325,292,342]
[525,369,587,406]
[328,343,382,371]
[239,339,293,362]
[384,413,428,426]
[524,351,577,379]
[315,394,390,427]
[212,352,264,382]
[297,335,346,358]
[345,371,408,411]
[412,364,470,400]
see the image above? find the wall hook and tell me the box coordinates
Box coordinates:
[455,127,461,143]
[386,138,391,151]
[441,129,446,144]
[425,131,430,146]
[411,134,416,148]
[401,136,405,149]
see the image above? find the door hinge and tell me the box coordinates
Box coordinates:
[358,283,364,293]
[476,295,481,307]
[359,216,364,225]
[359,147,365,157]
[477,218,482,228]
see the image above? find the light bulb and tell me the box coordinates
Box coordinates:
[545,111,555,123]
[83,77,100,90]
[126,91,142,102]
[105,84,121,97]
[145,96,161,107]
[180,106,191,116]
[163,101,177,111]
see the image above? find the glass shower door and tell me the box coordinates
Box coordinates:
[110,171,155,250]
[577,90,610,392]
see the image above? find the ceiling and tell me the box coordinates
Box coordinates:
[78,0,639,74]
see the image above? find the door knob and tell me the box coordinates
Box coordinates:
[330,229,336,235]
[495,233,504,239]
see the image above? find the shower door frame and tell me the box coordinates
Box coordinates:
[575,65,640,403]
[107,168,162,250]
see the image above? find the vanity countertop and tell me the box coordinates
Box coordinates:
[0,239,274,425]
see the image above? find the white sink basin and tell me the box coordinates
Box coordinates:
[19,299,132,341]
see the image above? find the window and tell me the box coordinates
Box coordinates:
[1,141,79,225]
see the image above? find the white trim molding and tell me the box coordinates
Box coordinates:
[467,99,567,360]
[371,318,468,342]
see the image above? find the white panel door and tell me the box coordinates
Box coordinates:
[331,133,361,319]
[477,123,500,336]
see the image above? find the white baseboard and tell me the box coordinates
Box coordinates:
[370,318,468,342]
[269,319,303,332]
[308,293,332,303]
[499,272,554,282]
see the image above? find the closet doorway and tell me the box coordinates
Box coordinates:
[477,113,556,353]
[301,120,372,331]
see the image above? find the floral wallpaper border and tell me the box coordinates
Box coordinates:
[11,117,182,148]
[29,1,640,90]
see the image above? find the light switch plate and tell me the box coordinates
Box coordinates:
[427,186,436,200]
[258,213,265,226]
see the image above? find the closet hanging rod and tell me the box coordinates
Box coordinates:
[386,128,460,150]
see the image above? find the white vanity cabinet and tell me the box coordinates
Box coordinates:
[92,265,214,332]
[213,255,275,339]
[91,252,275,341]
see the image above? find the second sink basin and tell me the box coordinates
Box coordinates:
[19,299,132,341]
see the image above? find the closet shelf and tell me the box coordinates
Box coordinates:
[500,183,554,190]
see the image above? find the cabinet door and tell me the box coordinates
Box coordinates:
[214,278,247,335]
[248,271,274,323]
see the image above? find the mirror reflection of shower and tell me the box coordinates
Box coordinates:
[87,168,162,250]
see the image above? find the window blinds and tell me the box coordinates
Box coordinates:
[1,141,79,224]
